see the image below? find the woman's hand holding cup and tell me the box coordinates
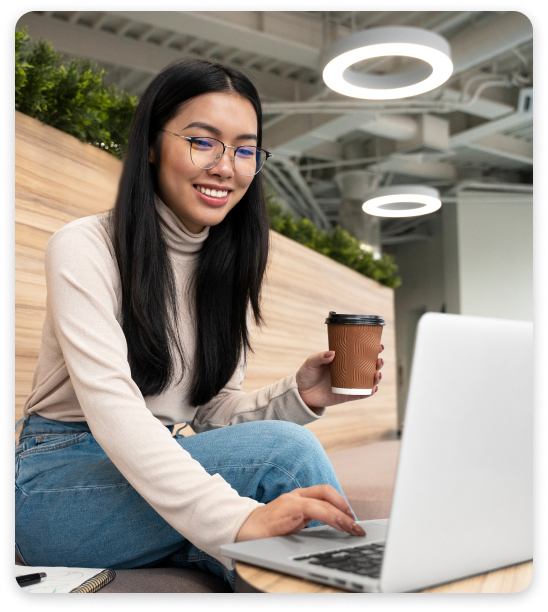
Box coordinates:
[296,344,384,411]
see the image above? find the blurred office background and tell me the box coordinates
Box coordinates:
[16,11,533,430]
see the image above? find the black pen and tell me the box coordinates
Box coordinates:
[16,572,47,587]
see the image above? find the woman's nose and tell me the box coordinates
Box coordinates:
[208,150,234,178]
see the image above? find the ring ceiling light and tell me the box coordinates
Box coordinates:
[362,185,442,218]
[322,27,453,100]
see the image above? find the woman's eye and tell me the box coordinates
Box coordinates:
[194,138,213,149]
[237,147,256,157]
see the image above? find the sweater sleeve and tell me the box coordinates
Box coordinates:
[190,348,327,434]
[44,223,262,569]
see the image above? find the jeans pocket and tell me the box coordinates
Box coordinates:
[18,432,90,458]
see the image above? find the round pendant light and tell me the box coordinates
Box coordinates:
[362,185,442,217]
[322,26,453,100]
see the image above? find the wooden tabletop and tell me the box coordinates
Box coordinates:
[235,560,533,593]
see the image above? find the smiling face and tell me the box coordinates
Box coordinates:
[150,91,258,234]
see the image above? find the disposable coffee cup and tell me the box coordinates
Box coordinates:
[325,311,385,395]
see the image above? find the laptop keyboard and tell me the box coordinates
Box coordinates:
[293,543,384,579]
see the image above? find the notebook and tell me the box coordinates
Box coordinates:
[15,565,116,593]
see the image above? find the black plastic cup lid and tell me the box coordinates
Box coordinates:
[325,311,385,326]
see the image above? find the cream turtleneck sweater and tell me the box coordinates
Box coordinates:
[24,196,325,568]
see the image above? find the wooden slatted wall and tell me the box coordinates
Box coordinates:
[15,111,397,452]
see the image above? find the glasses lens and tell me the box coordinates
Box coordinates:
[189,137,223,169]
[235,146,267,176]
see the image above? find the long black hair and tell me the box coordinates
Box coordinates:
[101,58,270,407]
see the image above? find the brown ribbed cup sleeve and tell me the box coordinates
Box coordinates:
[327,324,383,390]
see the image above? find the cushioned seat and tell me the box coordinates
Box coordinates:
[16,439,400,592]
[97,567,232,593]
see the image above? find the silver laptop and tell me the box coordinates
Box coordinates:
[221,313,533,592]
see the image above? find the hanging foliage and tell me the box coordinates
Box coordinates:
[15,27,137,159]
[265,187,401,289]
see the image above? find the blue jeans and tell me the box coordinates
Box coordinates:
[15,414,352,591]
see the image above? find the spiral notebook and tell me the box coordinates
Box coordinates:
[15,565,116,593]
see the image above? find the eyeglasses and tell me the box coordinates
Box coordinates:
[160,130,272,177]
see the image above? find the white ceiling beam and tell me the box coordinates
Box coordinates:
[93,14,110,30]
[449,11,532,74]
[242,54,262,68]
[429,12,472,33]
[465,133,533,165]
[204,44,225,58]
[508,124,532,140]
[439,88,514,119]
[279,65,300,78]
[450,112,532,147]
[266,111,418,157]
[18,13,319,102]
[179,37,199,53]
[116,20,134,37]
[263,86,515,121]
[222,49,243,63]
[161,32,182,48]
[20,13,172,73]
[138,26,155,42]
[258,59,282,73]
[343,12,531,85]
[357,12,391,28]
[369,157,457,180]
[264,113,338,153]
[109,11,320,70]
[304,140,343,161]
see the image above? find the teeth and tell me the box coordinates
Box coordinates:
[197,186,228,198]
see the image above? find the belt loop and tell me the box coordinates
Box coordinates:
[15,416,30,448]
[15,416,29,434]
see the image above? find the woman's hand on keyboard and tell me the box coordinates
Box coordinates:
[235,484,366,542]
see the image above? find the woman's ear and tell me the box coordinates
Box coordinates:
[149,146,155,164]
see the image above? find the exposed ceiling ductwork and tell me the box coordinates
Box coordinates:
[16,10,533,247]
[447,11,533,74]
[264,12,532,160]
[267,113,419,158]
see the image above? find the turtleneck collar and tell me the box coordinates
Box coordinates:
[155,195,209,256]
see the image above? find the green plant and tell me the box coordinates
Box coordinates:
[265,186,401,289]
[15,27,137,159]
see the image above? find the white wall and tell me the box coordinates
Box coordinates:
[391,194,533,430]
[456,196,533,322]
[391,214,446,430]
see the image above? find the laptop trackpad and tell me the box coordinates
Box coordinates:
[294,520,388,542]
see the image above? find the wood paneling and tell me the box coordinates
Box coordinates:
[243,231,397,452]
[15,111,119,427]
[15,111,397,451]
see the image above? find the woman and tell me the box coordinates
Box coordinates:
[15,59,383,589]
